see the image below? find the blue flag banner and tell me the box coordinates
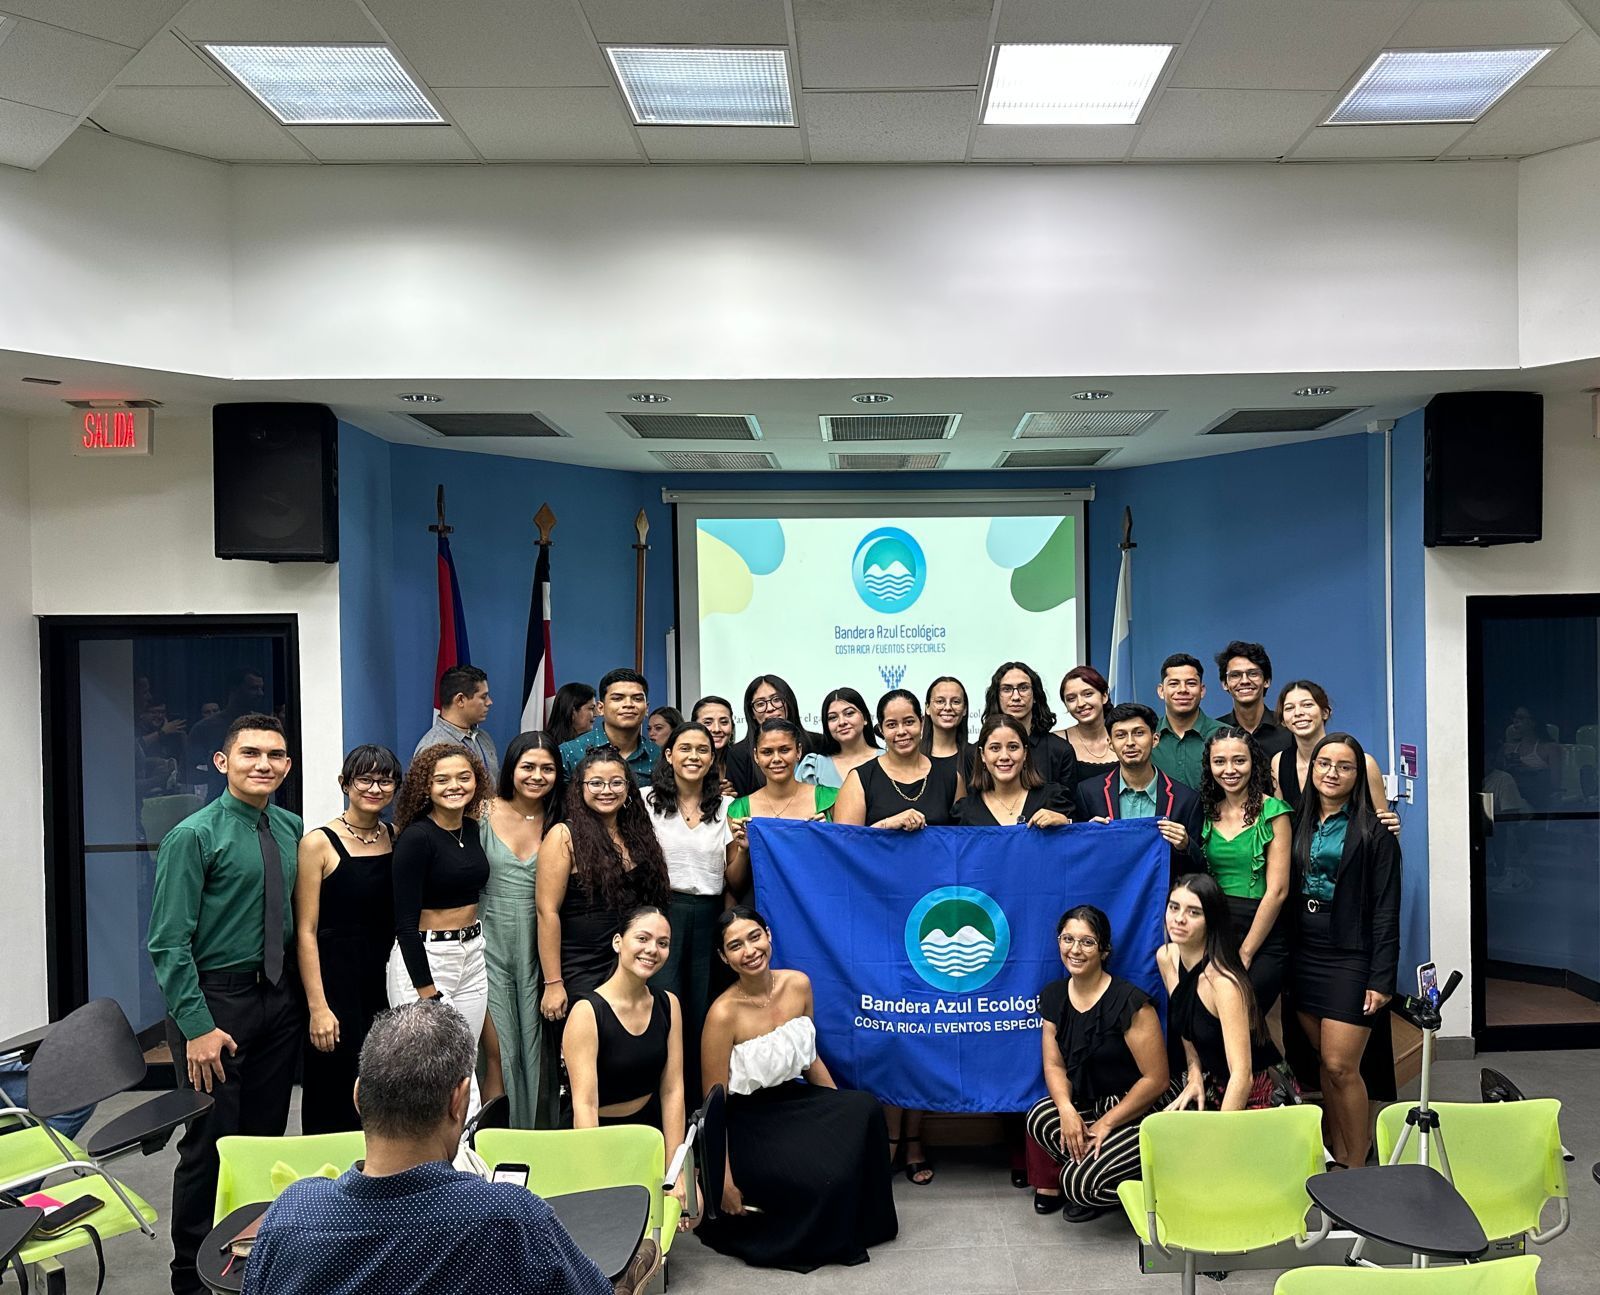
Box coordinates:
[748,817,1171,1114]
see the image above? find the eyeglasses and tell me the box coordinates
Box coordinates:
[1225,668,1264,683]
[998,683,1033,696]
[1313,758,1358,777]
[583,777,630,792]
[351,776,396,791]
[1060,936,1100,950]
[751,697,786,714]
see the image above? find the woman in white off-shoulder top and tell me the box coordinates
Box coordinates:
[695,907,899,1272]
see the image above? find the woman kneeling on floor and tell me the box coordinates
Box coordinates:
[1026,905,1170,1221]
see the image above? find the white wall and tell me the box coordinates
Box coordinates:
[1424,391,1600,1035]
[0,419,45,1037]
[1518,138,1600,368]
[27,415,345,823]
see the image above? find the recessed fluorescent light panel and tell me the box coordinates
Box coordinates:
[1326,48,1553,125]
[984,43,1173,125]
[201,43,442,124]
[606,46,794,126]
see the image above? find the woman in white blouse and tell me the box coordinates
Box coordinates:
[644,720,736,1102]
[696,907,898,1272]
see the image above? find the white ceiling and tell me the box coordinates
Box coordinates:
[5,345,1597,473]
[5,0,1600,171]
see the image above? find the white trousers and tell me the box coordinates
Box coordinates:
[386,932,489,1119]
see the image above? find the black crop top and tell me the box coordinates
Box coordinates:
[393,818,491,988]
[584,989,670,1106]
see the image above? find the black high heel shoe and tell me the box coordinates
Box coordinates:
[1010,1169,1029,1189]
[1033,1191,1064,1215]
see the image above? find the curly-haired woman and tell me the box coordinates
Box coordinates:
[386,742,493,1112]
[1197,727,1291,1019]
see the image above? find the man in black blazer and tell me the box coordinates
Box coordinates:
[1075,703,1206,879]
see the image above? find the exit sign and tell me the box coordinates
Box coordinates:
[73,407,153,455]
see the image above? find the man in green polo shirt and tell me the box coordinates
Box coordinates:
[1149,653,1220,789]
[148,714,303,1295]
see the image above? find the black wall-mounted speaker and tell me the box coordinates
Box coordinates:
[1423,391,1543,548]
[213,403,339,562]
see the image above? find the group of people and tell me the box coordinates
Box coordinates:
[145,640,1401,1291]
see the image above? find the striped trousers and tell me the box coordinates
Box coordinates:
[1025,1093,1146,1209]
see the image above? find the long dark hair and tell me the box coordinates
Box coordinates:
[967,714,1043,793]
[1199,726,1272,826]
[548,682,597,745]
[983,660,1057,733]
[648,721,725,823]
[920,675,970,757]
[562,747,669,912]
[741,675,805,747]
[495,731,566,825]
[1291,732,1381,866]
[817,686,878,756]
[1168,872,1262,1037]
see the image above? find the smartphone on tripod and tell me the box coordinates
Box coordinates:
[1417,961,1439,1009]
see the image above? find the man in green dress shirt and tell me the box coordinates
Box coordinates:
[147,713,303,1295]
[1150,653,1220,789]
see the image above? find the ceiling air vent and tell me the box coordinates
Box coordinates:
[1013,410,1163,438]
[830,452,948,470]
[64,398,164,409]
[405,412,567,438]
[1201,407,1365,435]
[995,448,1116,468]
[649,450,778,470]
[820,413,959,442]
[613,413,761,440]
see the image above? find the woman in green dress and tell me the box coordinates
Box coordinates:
[480,730,565,1127]
[1197,727,1291,1020]
[728,719,837,899]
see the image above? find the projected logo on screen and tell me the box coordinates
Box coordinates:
[851,527,926,613]
[905,886,1011,992]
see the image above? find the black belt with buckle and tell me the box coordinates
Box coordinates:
[1303,897,1325,913]
[424,922,482,943]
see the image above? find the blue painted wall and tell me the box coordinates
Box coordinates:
[338,423,400,760]
[1389,411,1431,972]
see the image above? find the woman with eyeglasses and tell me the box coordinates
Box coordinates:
[1291,733,1401,1169]
[536,747,672,1031]
[796,686,879,789]
[920,675,973,781]
[1027,906,1168,1221]
[294,744,402,1133]
[982,661,1078,798]
[691,694,739,799]
[388,743,494,1112]
[1055,666,1118,786]
[479,731,564,1129]
[725,675,823,797]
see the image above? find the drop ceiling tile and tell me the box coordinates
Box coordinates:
[1527,33,1600,88]
[1445,86,1600,156]
[0,98,78,170]
[437,87,641,160]
[795,0,991,90]
[0,20,136,116]
[116,33,228,87]
[639,126,804,162]
[1390,0,1579,48]
[0,1,184,49]
[365,0,610,88]
[805,90,974,161]
[970,124,1137,160]
[91,85,309,160]
[579,0,790,44]
[1132,88,1331,159]
[1170,0,1412,90]
[1289,122,1470,159]
[172,0,384,43]
[996,0,1207,43]
[287,124,479,161]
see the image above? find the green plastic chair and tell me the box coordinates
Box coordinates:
[1375,1100,1567,1243]
[1116,1107,1329,1294]
[10,1174,159,1266]
[475,1127,682,1254]
[1274,1255,1540,1294]
[213,1131,366,1222]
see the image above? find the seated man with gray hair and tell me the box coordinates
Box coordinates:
[244,1000,640,1294]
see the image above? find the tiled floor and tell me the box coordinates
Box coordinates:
[30,1047,1600,1294]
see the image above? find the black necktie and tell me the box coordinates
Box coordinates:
[258,814,285,985]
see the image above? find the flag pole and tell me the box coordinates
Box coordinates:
[632,510,650,673]
[427,484,453,537]
[1108,508,1136,705]
[521,503,558,732]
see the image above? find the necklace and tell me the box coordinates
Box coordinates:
[758,780,808,819]
[988,789,1026,823]
[432,817,466,848]
[740,973,776,1009]
[884,759,929,803]
[1077,731,1114,760]
[338,813,384,846]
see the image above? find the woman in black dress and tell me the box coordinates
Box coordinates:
[1057,665,1119,785]
[293,743,401,1133]
[834,688,961,1183]
[982,660,1079,798]
[1291,733,1400,1169]
[698,907,897,1271]
[1026,905,1169,1221]
[921,674,972,779]
[955,715,1070,827]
